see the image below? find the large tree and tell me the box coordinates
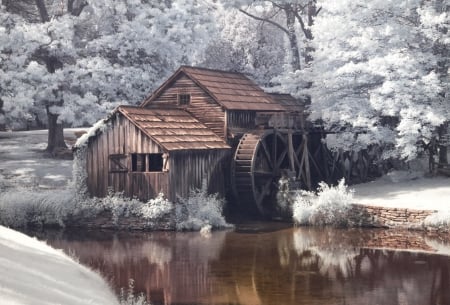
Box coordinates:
[228,0,320,72]
[306,0,449,161]
[0,0,218,154]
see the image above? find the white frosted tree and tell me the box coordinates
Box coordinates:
[201,6,286,86]
[306,0,449,161]
[0,0,218,154]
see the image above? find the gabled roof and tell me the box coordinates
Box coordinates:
[268,93,307,113]
[118,106,230,151]
[141,66,286,112]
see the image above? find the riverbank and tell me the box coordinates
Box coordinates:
[0,225,119,305]
[351,171,450,232]
[1,129,449,232]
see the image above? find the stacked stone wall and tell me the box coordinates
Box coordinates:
[349,204,437,230]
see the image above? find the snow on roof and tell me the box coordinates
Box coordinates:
[73,118,110,149]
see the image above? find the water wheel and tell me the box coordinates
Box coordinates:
[232,130,305,216]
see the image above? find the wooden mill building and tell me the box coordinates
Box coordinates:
[80,66,317,215]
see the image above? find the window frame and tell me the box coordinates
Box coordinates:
[178,93,191,106]
[130,153,167,173]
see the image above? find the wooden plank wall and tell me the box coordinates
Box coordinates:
[227,111,256,130]
[148,75,226,139]
[168,149,230,201]
[86,114,169,200]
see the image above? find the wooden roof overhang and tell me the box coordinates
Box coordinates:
[268,93,307,113]
[118,106,230,152]
[141,66,287,112]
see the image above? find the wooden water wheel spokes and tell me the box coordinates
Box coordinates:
[233,130,291,216]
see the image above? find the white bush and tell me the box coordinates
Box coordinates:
[0,188,76,227]
[175,180,232,231]
[119,279,150,305]
[292,179,354,227]
[424,210,450,230]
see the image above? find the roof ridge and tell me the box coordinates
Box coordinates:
[180,65,250,76]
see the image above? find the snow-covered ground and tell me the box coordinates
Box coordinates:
[0,129,84,190]
[0,225,119,305]
[0,129,121,305]
[353,171,450,211]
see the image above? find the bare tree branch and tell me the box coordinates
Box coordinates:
[292,8,312,40]
[238,8,289,35]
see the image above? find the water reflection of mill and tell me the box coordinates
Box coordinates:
[43,228,450,305]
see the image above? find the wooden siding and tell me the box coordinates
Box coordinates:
[168,150,230,201]
[146,75,226,139]
[142,66,286,112]
[227,111,256,130]
[86,112,229,202]
[86,113,169,200]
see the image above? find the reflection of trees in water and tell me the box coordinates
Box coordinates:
[35,229,229,305]
[291,228,450,305]
[209,228,450,305]
[26,227,450,305]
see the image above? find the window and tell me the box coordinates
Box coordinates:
[131,153,167,172]
[148,153,164,172]
[131,154,147,172]
[109,154,127,172]
[178,94,190,106]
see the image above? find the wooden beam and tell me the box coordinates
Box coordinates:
[303,134,312,190]
[288,130,295,172]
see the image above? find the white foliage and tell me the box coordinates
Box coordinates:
[305,0,449,160]
[176,180,232,231]
[292,179,354,227]
[0,0,219,129]
[0,188,76,228]
[424,210,450,229]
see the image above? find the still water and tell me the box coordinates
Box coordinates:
[28,223,450,305]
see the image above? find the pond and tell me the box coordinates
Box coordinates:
[26,223,450,305]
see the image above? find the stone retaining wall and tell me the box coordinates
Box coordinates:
[66,211,174,231]
[349,204,436,229]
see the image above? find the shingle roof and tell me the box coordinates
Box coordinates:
[141,66,286,112]
[118,106,230,151]
[268,93,307,113]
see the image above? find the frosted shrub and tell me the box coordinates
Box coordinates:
[423,210,450,231]
[89,191,174,225]
[293,179,354,227]
[0,188,76,227]
[175,181,231,231]
[276,175,294,214]
[119,279,150,305]
[140,193,173,220]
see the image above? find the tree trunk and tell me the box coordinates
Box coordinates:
[46,106,67,154]
[305,1,318,64]
[284,6,301,71]
[0,97,5,131]
[35,0,49,22]
[438,122,449,166]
